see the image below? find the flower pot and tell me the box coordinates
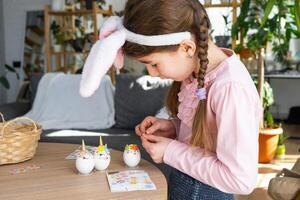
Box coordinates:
[289,38,300,62]
[239,48,254,59]
[259,127,283,163]
[214,36,231,49]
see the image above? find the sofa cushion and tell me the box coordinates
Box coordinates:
[0,102,31,120]
[114,74,172,129]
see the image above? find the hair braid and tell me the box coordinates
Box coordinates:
[190,3,213,151]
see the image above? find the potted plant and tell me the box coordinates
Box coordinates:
[253,80,283,163]
[268,0,300,68]
[232,0,300,163]
[276,133,289,159]
[214,14,231,48]
[50,21,64,52]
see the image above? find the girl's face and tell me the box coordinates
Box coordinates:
[136,40,199,81]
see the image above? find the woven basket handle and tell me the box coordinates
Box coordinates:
[0,112,5,123]
[0,117,38,137]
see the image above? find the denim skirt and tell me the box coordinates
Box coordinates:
[168,168,234,200]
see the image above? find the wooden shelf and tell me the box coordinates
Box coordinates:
[44,2,113,73]
[27,26,44,35]
[49,9,111,16]
[204,3,241,8]
[50,51,90,56]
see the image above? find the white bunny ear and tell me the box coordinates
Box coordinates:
[80,29,126,97]
[99,16,124,39]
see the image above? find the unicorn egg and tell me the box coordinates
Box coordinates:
[123,144,141,167]
[75,150,95,175]
[94,144,111,171]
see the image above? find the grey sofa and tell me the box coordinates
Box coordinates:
[0,73,172,179]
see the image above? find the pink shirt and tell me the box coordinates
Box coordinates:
[163,49,262,195]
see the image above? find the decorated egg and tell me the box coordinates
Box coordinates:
[76,140,95,175]
[123,144,141,167]
[94,136,111,171]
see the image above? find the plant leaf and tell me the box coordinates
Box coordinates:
[295,0,300,32]
[260,0,276,28]
[5,64,16,73]
[0,76,10,89]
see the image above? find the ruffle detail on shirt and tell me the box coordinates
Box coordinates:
[177,78,200,127]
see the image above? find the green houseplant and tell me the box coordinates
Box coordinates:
[253,79,283,163]
[50,21,64,52]
[232,0,300,162]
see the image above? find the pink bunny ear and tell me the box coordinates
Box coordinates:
[113,49,124,70]
[80,29,126,97]
[99,16,123,40]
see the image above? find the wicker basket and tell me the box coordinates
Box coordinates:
[0,113,42,165]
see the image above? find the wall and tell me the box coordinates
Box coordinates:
[3,0,51,103]
[0,0,6,104]
[269,79,300,120]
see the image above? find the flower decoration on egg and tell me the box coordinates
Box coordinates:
[123,144,141,167]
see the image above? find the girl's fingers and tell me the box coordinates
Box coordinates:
[140,116,156,133]
[143,134,162,143]
[135,124,142,136]
[141,135,151,150]
[146,122,160,134]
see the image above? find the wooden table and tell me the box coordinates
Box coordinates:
[0,143,167,200]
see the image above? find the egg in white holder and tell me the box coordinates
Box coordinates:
[75,140,95,175]
[123,144,141,168]
[94,136,111,171]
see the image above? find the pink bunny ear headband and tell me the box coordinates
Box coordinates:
[79,16,207,101]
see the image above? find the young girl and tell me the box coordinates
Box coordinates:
[80,0,262,199]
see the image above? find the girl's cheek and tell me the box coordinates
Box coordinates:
[146,65,160,76]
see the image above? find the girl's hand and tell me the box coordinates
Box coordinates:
[135,116,176,139]
[141,134,173,163]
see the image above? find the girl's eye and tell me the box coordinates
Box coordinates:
[151,64,157,68]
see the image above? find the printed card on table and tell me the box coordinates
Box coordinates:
[106,170,157,192]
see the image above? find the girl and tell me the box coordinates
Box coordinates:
[80,0,262,199]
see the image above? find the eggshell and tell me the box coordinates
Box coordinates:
[123,144,141,167]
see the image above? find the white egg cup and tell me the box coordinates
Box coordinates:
[75,151,95,175]
[123,144,141,168]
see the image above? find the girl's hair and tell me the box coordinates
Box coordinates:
[122,0,212,151]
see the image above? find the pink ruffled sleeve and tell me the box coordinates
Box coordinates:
[163,82,261,194]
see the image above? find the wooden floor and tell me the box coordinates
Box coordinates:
[235,125,300,200]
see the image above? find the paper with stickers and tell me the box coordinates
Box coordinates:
[106,170,156,192]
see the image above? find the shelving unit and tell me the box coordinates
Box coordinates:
[203,0,240,49]
[44,2,113,74]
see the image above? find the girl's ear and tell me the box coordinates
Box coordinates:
[179,39,197,58]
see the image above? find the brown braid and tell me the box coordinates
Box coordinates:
[189,3,213,151]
